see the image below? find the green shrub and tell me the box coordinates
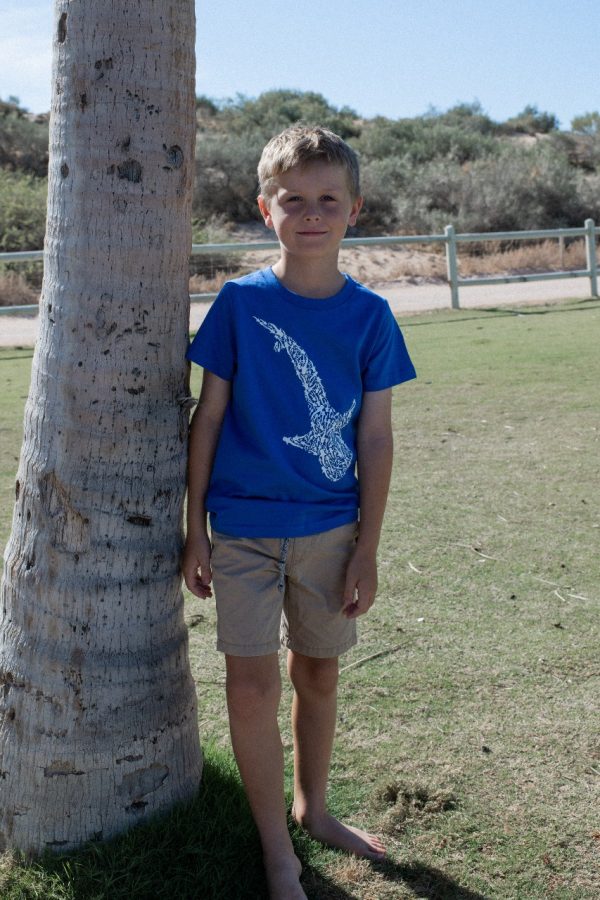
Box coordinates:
[393,158,465,233]
[577,173,600,221]
[355,113,497,166]
[389,143,590,235]
[571,111,600,136]
[430,101,499,135]
[216,89,360,140]
[194,131,264,223]
[354,117,424,161]
[503,104,559,135]
[459,144,587,231]
[0,99,49,176]
[358,155,411,233]
[0,168,47,252]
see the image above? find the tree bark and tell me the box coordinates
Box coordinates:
[0,0,202,853]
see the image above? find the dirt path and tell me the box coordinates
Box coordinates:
[0,276,593,349]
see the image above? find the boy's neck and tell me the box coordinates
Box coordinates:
[272,255,346,299]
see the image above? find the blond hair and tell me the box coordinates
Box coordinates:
[258,125,360,200]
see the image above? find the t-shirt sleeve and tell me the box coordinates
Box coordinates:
[363,302,416,391]
[186,286,236,381]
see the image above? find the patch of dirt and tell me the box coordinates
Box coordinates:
[372,780,458,834]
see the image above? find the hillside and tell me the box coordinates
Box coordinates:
[1,92,599,304]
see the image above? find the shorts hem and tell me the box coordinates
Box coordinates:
[282,635,357,659]
[216,638,282,657]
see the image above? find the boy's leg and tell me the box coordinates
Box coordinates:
[225,653,306,899]
[287,651,386,860]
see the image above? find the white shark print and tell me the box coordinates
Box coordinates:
[254,316,356,482]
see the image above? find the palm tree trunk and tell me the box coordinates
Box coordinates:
[0,0,202,853]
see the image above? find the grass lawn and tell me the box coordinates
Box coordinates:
[1,298,599,898]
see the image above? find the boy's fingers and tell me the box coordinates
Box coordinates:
[183,559,213,598]
[196,562,212,592]
[343,581,376,618]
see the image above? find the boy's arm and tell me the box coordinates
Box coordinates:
[182,369,231,599]
[342,388,394,619]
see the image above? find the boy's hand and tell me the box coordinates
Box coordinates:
[342,547,378,619]
[182,532,213,599]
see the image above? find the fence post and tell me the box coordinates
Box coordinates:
[444,224,460,309]
[558,234,565,269]
[585,218,598,298]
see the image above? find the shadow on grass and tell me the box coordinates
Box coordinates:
[9,747,487,900]
[299,852,490,900]
[28,748,266,899]
[9,746,353,900]
[376,859,490,899]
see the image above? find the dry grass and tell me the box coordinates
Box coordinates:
[187,238,590,295]
[188,269,246,296]
[0,238,591,305]
[458,238,587,278]
[0,270,39,306]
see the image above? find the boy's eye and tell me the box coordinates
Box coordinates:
[287,195,302,203]
[321,195,336,202]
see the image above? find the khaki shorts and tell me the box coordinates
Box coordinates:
[210,521,359,658]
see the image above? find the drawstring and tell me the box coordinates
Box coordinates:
[277,538,290,592]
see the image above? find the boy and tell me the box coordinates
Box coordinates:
[182,125,416,899]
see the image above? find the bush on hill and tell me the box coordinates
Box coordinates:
[353,112,498,167]
[0,166,46,298]
[0,98,49,176]
[0,168,47,252]
[1,91,600,258]
[502,104,559,135]
[194,131,265,223]
[391,142,593,235]
[214,89,360,140]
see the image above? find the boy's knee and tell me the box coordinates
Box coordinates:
[226,658,281,718]
[288,653,339,696]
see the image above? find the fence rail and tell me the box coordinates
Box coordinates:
[1,220,598,317]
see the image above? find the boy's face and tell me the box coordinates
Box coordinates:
[258,161,363,262]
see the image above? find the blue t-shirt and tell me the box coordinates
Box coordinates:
[186,267,416,537]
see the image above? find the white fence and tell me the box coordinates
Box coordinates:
[1,219,598,316]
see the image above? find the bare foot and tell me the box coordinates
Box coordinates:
[264,850,306,900]
[293,808,386,860]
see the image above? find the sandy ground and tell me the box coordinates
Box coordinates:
[0,241,594,349]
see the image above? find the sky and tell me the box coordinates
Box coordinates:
[2,0,599,129]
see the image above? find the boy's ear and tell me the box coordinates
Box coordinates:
[257,194,274,229]
[348,196,363,227]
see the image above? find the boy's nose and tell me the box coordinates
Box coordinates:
[304,206,321,220]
